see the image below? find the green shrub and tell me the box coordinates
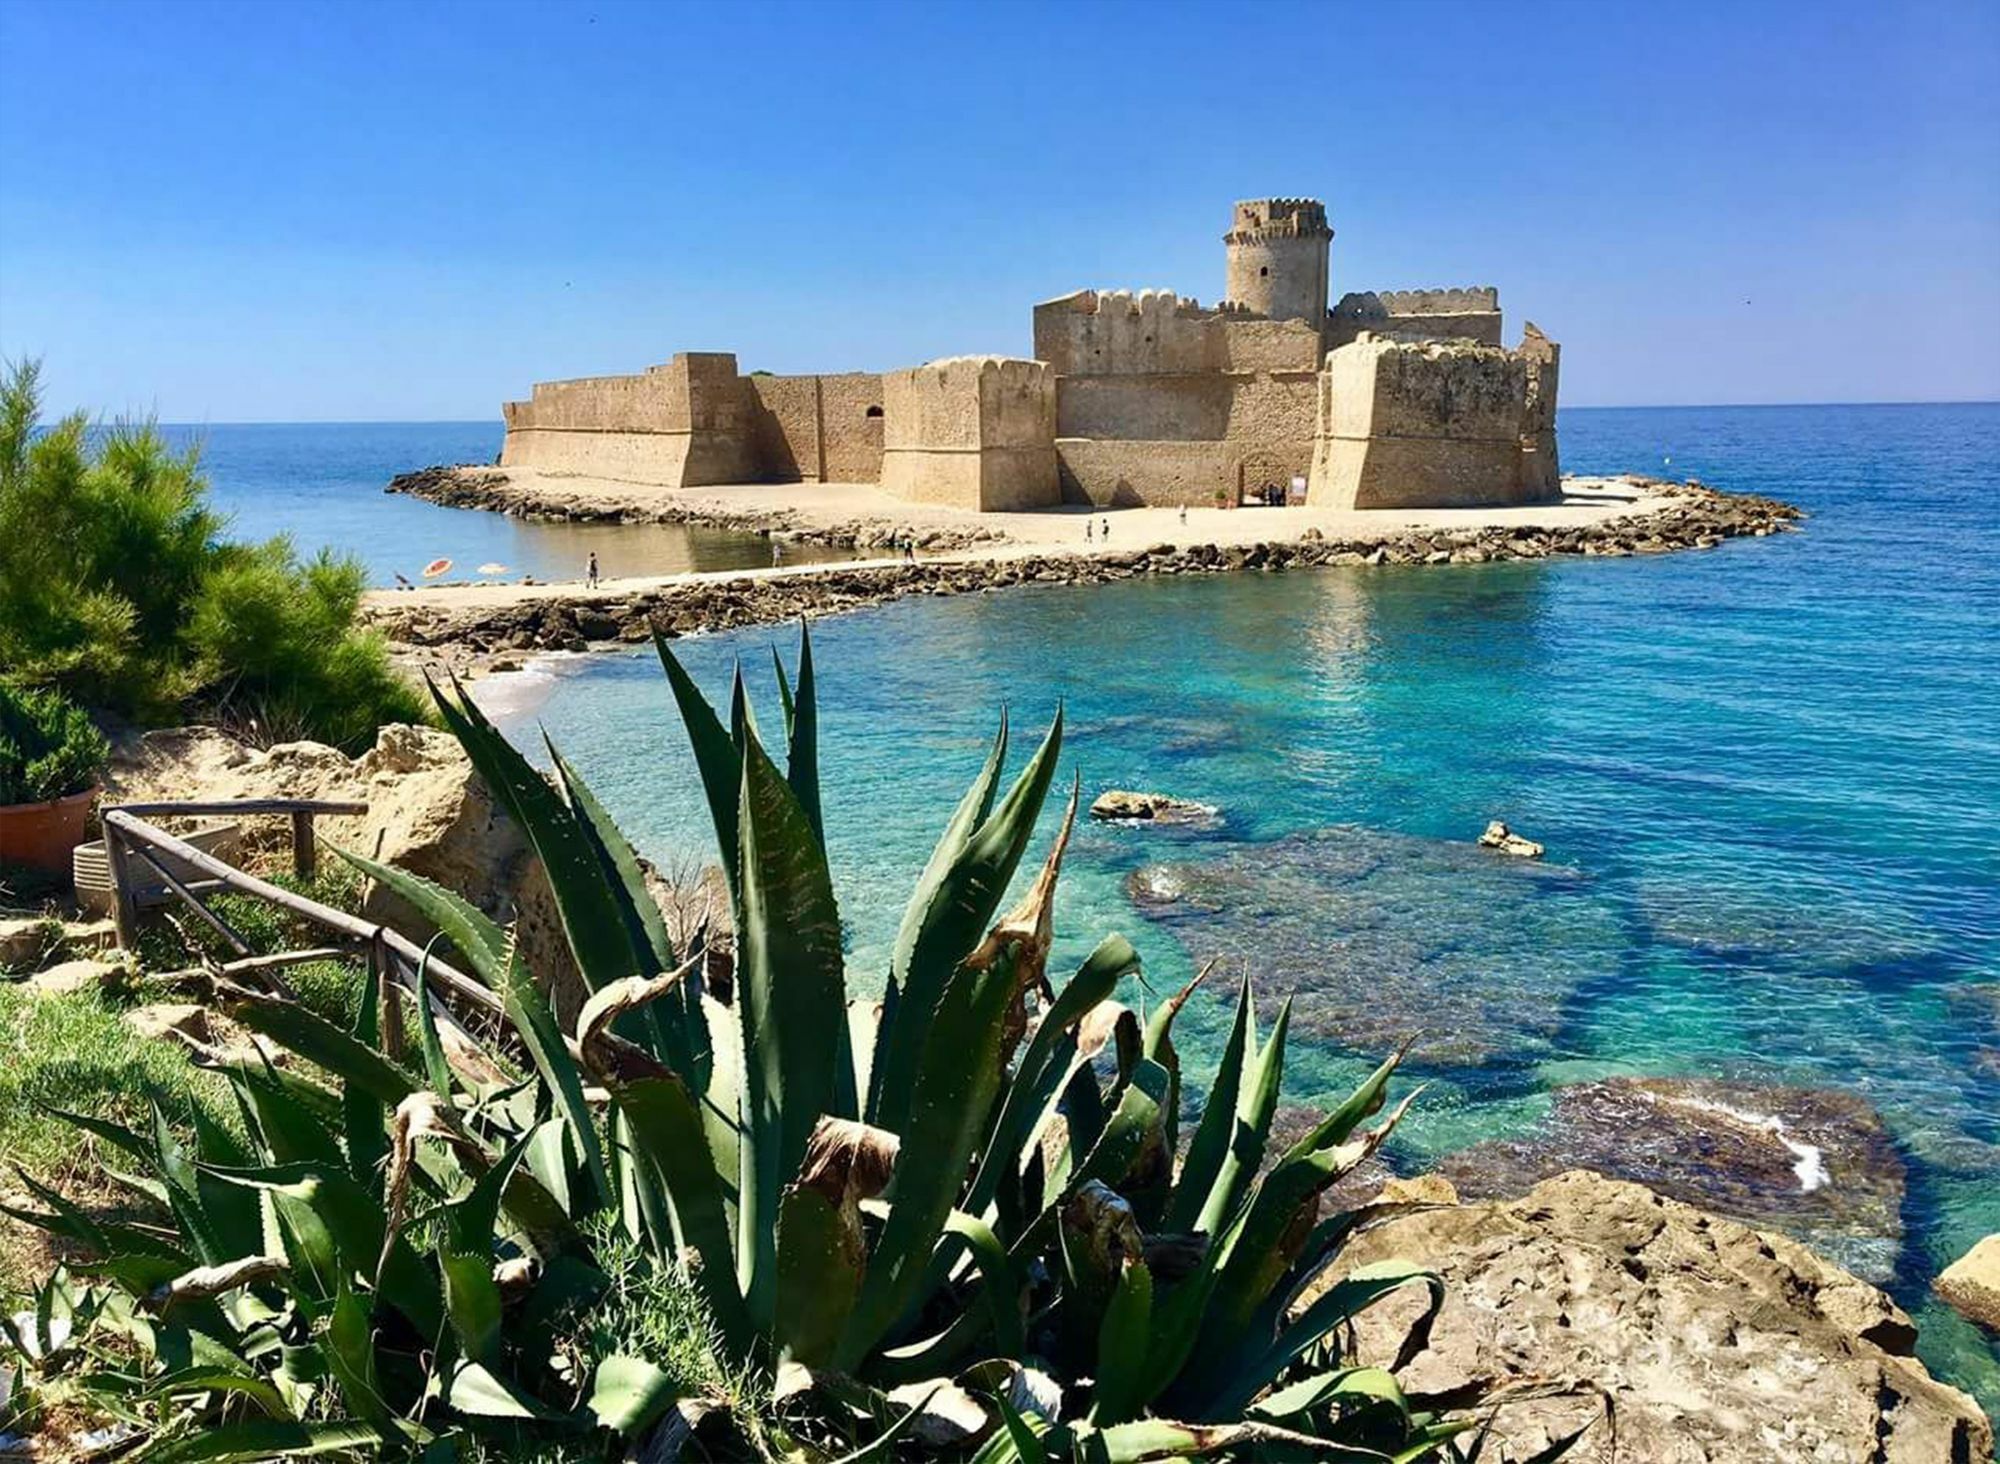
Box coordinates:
[0,683,110,804]
[0,359,427,752]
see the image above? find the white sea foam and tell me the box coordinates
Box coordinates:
[1671,1093,1828,1193]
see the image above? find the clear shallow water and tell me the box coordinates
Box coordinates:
[476,403,1999,1405]
[155,420,852,587]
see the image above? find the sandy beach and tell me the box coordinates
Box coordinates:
[369,469,1675,614]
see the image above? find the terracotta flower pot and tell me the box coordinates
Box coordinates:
[0,785,99,874]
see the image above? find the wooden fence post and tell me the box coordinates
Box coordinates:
[104,822,140,952]
[291,811,316,883]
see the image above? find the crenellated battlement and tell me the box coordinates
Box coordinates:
[1332,287,1500,319]
[1226,198,1332,241]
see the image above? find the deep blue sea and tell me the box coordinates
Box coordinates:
[194,407,2000,1405]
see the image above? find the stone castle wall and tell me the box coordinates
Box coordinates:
[1325,287,1504,349]
[744,371,885,484]
[502,354,883,488]
[1309,334,1555,509]
[880,357,1058,511]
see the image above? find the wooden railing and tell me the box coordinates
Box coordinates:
[100,800,504,1069]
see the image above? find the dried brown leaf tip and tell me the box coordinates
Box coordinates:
[796,1115,900,1207]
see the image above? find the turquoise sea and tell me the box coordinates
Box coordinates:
[161,420,854,586]
[203,406,2000,1404]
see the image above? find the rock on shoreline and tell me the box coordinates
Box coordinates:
[367,479,1803,671]
[1313,1170,1992,1463]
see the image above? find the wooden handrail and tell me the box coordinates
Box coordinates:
[102,809,503,1018]
[109,799,370,817]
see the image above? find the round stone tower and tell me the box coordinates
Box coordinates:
[1223,198,1332,323]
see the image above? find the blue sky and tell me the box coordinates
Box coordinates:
[2,0,1996,420]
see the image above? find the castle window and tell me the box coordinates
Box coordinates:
[1260,266,1269,277]
[865,405,883,418]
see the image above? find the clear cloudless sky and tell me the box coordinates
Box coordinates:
[2,0,1997,420]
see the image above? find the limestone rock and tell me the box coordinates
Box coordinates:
[0,917,62,972]
[1476,819,1543,857]
[1437,1076,1907,1281]
[107,723,585,1018]
[1311,1171,1992,1463]
[23,958,122,998]
[1935,1235,2000,1335]
[124,1003,210,1044]
[1374,1172,1459,1206]
[1088,789,1219,825]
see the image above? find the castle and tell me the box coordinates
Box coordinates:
[498,199,1561,512]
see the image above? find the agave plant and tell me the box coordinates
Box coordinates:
[6,626,1492,1461]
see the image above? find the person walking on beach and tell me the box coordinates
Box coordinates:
[1101,517,1110,541]
[585,551,600,589]
[771,539,784,567]
[902,534,915,563]
[1085,519,1094,544]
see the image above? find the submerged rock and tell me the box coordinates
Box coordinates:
[1936,1235,2000,1335]
[1088,789,1218,825]
[1128,826,1610,1066]
[1475,819,1543,857]
[1436,1076,1907,1281]
[1311,1171,1991,1463]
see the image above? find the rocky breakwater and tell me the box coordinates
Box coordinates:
[1310,1171,1992,1463]
[369,479,1802,670]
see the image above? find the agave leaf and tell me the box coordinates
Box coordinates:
[0,1171,190,1265]
[132,1420,387,1463]
[833,928,1027,1369]
[331,847,508,988]
[430,676,655,1000]
[587,1353,682,1435]
[944,1209,1025,1359]
[595,1070,751,1351]
[204,1162,443,1341]
[1201,1261,1445,1420]
[549,738,704,1079]
[1089,1259,1156,1426]
[324,1280,391,1426]
[654,631,744,896]
[229,1061,344,1169]
[494,939,611,1210]
[343,960,389,1197]
[223,989,416,1109]
[1249,1366,1406,1423]
[873,710,1061,1136]
[410,938,457,1099]
[439,1247,503,1364]
[1162,982,1253,1234]
[1196,1085,1422,1374]
[148,1365,294,1420]
[446,1359,558,1418]
[786,621,822,844]
[983,1392,1054,1464]
[1194,995,1291,1237]
[775,1184,863,1367]
[733,729,847,1331]
[548,738,677,974]
[772,643,796,741]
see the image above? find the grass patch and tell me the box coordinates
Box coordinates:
[0,983,235,1291]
